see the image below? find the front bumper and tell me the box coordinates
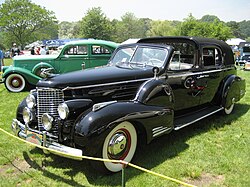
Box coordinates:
[11,119,83,160]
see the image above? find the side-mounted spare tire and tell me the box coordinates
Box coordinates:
[32,63,55,78]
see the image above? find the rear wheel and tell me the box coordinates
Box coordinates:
[92,121,137,173]
[5,73,26,92]
[224,101,235,115]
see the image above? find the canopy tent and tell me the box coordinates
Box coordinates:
[226,38,246,46]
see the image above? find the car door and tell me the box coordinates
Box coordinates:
[56,44,89,73]
[88,44,114,67]
[167,50,202,111]
[198,46,224,105]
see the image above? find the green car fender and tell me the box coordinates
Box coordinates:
[32,62,55,76]
[3,66,41,85]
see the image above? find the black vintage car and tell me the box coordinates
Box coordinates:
[12,37,245,173]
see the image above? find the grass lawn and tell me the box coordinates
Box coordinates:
[0,60,249,186]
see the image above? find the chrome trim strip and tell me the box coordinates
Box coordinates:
[152,126,171,137]
[174,107,223,130]
[62,78,151,91]
[168,67,234,78]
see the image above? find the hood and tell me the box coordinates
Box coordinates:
[37,65,155,89]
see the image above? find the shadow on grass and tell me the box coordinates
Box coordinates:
[23,103,249,186]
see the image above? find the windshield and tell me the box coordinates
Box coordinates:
[110,46,168,68]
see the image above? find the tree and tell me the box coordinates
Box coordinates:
[177,14,233,41]
[0,0,58,48]
[200,15,220,22]
[114,12,147,43]
[226,21,243,38]
[59,21,81,39]
[238,20,250,40]
[79,7,112,40]
[147,20,176,37]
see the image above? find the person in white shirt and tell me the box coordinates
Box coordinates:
[40,45,46,55]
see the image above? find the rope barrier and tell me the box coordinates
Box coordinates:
[0,127,196,187]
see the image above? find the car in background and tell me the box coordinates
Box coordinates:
[11,36,245,173]
[2,39,118,92]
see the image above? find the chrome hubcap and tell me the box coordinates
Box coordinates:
[12,79,20,87]
[108,132,127,159]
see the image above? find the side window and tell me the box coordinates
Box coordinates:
[203,48,222,67]
[64,45,87,55]
[168,42,195,71]
[92,45,112,55]
[169,51,194,70]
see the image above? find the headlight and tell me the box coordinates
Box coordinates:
[41,113,53,131]
[57,103,69,120]
[26,94,36,109]
[23,107,33,124]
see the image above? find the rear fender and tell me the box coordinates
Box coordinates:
[221,75,245,108]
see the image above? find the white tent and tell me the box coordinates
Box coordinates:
[226,38,246,46]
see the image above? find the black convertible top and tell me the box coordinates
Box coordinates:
[138,36,235,65]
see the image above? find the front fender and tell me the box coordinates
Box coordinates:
[3,66,41,85]
[134,78,174,108]
[74,101,173,154]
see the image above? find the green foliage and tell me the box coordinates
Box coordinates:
[200,15,220,22]
[113,12,147,42]
[59,21,81,39]
[226,21,243,38]
[238,20,250,39]
[147,20,177,37]
[0,0,58,48]
[79,7,113,40]
[177,14,233,40]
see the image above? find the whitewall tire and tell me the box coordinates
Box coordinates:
[5,73,26,92]
[102,121,137,173]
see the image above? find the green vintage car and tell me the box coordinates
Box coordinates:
[2,39,118,92]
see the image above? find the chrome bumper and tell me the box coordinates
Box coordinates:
[11,119,83,160]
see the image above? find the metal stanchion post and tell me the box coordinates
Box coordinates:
[122,164,126,187]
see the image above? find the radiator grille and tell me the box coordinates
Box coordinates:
[37,89,64,131]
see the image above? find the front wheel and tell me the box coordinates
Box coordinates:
[4,73,26,92]
[93,121,137,173]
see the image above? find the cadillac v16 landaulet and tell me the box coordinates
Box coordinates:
[11,36,245,173]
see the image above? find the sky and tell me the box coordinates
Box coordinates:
[1,0,250,22]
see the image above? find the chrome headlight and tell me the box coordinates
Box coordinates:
[26,94,36,109]
[41,113,53,131]
[23,107,33,124]
[57,103,69,120]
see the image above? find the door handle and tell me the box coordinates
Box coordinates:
[82,62,85,70]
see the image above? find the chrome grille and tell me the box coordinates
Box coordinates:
[37,89,64,131]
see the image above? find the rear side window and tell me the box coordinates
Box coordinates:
[92,45,112,55]
[203,47,222,67]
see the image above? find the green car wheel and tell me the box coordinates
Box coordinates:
[5,73,26,92]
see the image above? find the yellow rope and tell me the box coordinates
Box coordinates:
[0,127,196,187]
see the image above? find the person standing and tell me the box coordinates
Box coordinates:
[11,43,20,57]
[30,46,35,55]
[40,45,46,55]
[0,48,4,71]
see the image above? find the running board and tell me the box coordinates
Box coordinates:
[174,106,223,130]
